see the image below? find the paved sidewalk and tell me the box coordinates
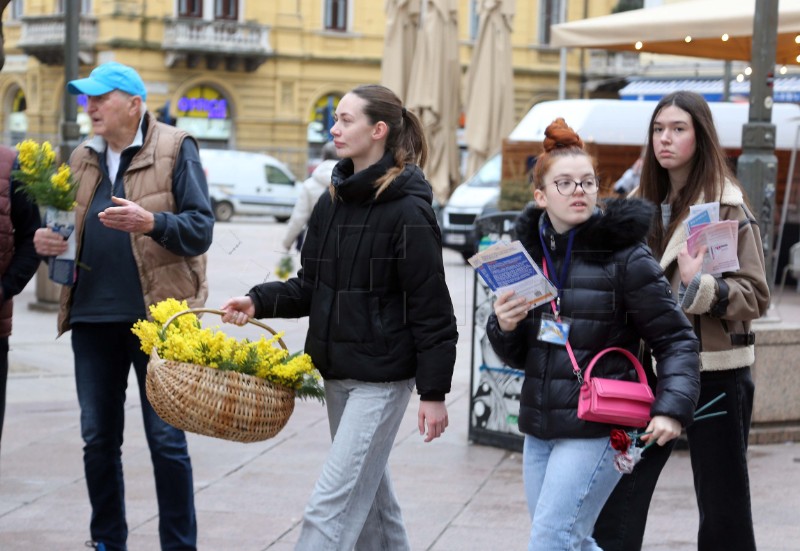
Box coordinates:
[1,219,799,550]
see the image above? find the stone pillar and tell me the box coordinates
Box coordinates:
[750,322,800,444]
[29,264,61,312]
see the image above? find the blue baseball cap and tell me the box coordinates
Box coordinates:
[67,61,147,100]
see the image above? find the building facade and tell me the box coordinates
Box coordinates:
[0,0,617,178]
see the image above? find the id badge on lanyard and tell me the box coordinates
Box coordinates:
[537,225,575,347]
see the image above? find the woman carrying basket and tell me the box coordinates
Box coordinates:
[487,118,700,551]
[221,84,458,551]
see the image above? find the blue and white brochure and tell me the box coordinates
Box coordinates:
[468,240,557,310]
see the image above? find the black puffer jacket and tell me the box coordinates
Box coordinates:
[248,152,458,400]
[487,199,700,438]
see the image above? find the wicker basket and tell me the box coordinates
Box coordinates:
[145,308,296,443]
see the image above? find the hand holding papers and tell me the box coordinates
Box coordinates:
[685,202,740,275]
[468,241,558,309]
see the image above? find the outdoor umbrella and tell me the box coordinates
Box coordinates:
[406,0,461,204]
[550,0,800,64]
[463,0,515,180]
[381,0,422,102]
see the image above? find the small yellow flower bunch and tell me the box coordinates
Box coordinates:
[12,139,78,211]
[132,298,324,402]
[275,254,294,280]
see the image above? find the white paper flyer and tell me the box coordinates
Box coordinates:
[468,240,558,309]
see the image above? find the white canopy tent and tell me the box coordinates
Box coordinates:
[550,0,800,287]
[550,0,800,64]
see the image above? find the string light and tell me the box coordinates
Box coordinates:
[744,66,752,76]
[780,65,788,75]
[635,41,643,50]
[684,36,692,43]
[795,35,800,44]
[722,34,729,41]
[796,53,800,63]
[736,74,745,82]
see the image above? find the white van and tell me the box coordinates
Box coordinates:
[440,98,800,259]
[199,149,299,222]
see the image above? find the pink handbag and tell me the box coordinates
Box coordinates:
[572,346,654,428]
[540,258,654,428]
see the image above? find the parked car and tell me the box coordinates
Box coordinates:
[199,149,299,222]
[439,153,501,261]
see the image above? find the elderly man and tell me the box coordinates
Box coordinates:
[34,62,214,551]
[0,0,42,453]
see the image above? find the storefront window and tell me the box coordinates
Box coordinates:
[175,85,232,148]
[8,88,27,144]
[307,93,340,144]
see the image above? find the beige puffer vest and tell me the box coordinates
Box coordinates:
[57,112,208,334]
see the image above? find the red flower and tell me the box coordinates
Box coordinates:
[610,429,632,451]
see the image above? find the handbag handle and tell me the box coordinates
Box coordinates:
[541,258,646,387]
[583,347,649,386]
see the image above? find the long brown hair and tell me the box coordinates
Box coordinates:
[638,91,742,255]
[349,84,428,195]
[532,117,595,190]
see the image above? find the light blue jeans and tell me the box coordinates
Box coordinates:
[295,378,414,551]
[523,434,622,551]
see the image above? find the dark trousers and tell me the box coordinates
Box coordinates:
[595,367,756,551]
[0,337,8,449]
[594,436,675,550]
[72,323,197,551]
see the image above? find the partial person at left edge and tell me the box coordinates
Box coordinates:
[0,0,43,457]
[32,61,214,551]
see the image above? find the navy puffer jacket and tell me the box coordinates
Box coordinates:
[247,152,458,401]
[487,199,700,438]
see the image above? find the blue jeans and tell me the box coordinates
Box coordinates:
[295,378,414,551]
[72,323,197,551]
[523,435,622,551]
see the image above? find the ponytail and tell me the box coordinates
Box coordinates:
[349,84,429,196]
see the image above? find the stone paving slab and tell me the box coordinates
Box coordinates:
[1,218,799,550]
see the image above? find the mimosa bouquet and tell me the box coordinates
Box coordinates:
[12,139,79,285]
[12,139,78,211]
[133,298,324,402]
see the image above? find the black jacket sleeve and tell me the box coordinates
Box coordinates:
[2,176,42,302]
[622,246,701,427]
[486,312,532,371]
[394,199,458,400]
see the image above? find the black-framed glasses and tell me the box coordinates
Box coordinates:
[552,177,599,196]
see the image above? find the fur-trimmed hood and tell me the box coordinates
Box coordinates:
[514,197,656,260]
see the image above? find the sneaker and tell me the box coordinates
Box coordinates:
[84,541,107,551]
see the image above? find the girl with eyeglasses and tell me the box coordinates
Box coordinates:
[487,118,701,551]
[595,91,770,551]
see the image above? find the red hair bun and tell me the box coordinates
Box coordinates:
[543,118,584,152]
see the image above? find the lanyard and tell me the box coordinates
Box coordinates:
[539,224,575,318]
[541,252,583,384]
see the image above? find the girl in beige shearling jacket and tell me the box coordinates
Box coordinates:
[595,91,769,551]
